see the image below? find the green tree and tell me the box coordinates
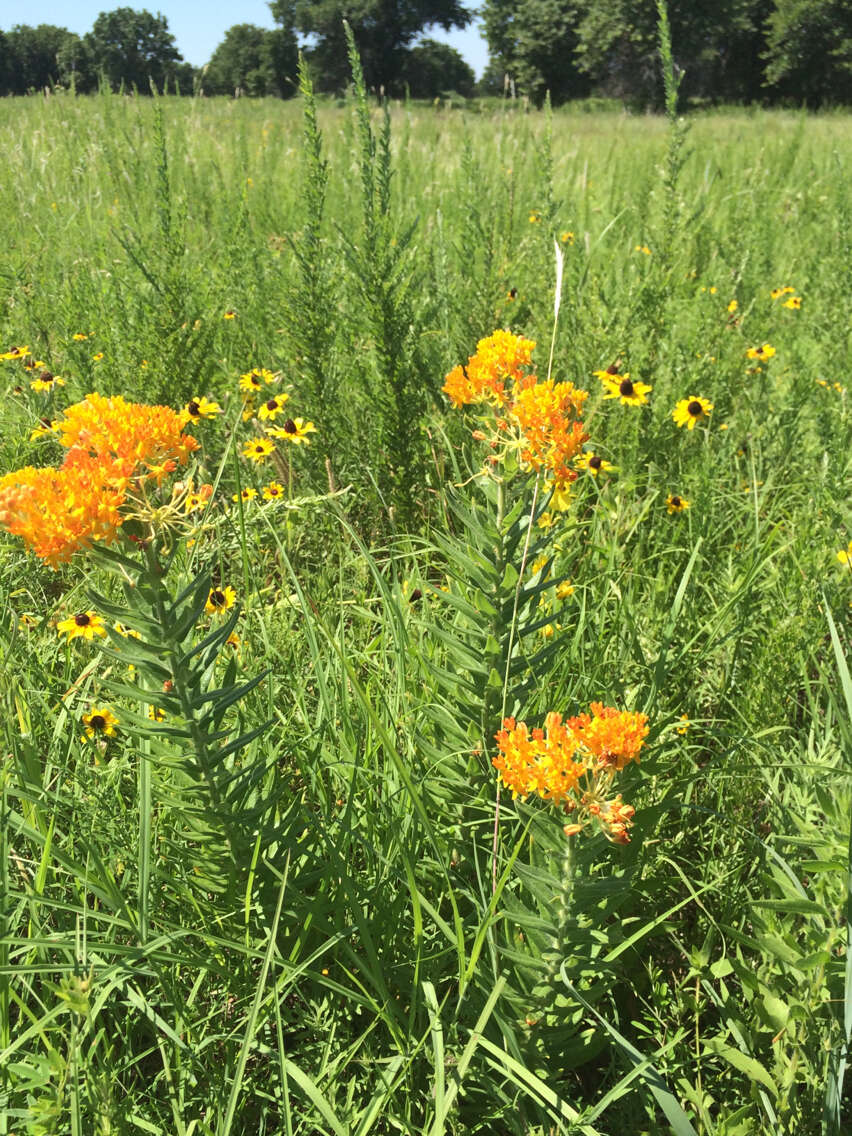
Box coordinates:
[56,33,98,92]
[764,0,852,105]
[83,7,184,92]
[204,24,297,96]
[513,0,590,103]
[270,0,473,93]
[3,24,77,93]
[403,38,476,96]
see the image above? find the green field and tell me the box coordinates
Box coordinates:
[0,78,851,1135]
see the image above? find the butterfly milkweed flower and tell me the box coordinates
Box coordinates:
[242,438,276,463]
[206,586,237,615]
[673,396,713,430]
[746,343,775,362]
[0,394,200,565]
[82,706,118,741]
[493,704,648,843]
[666,493,690,514]
[442,330,536,409]
[597,371,652,407]
[57,611,107,642]
[267,418,316,445]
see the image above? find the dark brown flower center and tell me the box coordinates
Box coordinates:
[606,364,619,375]
[39,370,53,381]
[74,613,91,627]
[283,419,297,434]
[687,400,703,417]
[671,496,682,507]
[210,590,226,607]
[266,399,278,411]
[589,455,603,470]
[619,379,634,396]
[89,714,105,731]
[187,401,200,416]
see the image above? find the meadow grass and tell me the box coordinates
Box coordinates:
[0,84,850,1135]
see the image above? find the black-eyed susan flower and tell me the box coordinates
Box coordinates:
[771,286,794,300]
[783,295,802,310]
[181,396,222,425]
[206,586,237,615]
[30,371,66,392]
[148,705,166,722]
[257,393,290,421]
[1,346,29,360]
[746,343,775,361]
[29,418,60,441]
[225,631,241,650]
[223,310,236,320]
[556,580,574,600]
[57,611,107,642]
[232,487,257,503]
[242,438,275,463]
[184,489,211,514]
[560,231,574,245]
[262,481,285,500]
[82,706,118,741]
[529,210,542,224]
[239,368,277,391]
[575,451,613,476]
[92,352,104,362]
[72,332,89,341]
[113,620,141,640]
[838,541,852,567]
[635,244,651,255]
[22,356,47,372]
[727,300,738,314]
[676,714,690,735]
[599,373,652,407]
[267,418,316,445]
[673,396,713,430]
[666,493,690,514]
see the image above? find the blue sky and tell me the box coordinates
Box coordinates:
[4,2,490,77]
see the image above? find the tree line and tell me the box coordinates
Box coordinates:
[1,0,850,106]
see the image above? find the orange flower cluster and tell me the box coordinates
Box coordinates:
[493,703,648,843]
[0,395,200,566]
[443,329,536,409]
[443,331,588,505]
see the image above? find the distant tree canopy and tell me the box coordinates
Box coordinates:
[270,0,473,94]
[481,0,852,107]
[202,24,298,96]
[405,39,476,97]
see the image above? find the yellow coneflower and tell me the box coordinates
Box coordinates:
[257,393,290,421]
[30,371,66,392]
[205,586,237,615]
[575,451,614,476]
[82,706,118,741]
[672,396,713,430]
[598,373,652,407]
[666,493,690,514]
[181,396,222,425]
[242,438,275,463]
[56,611,107,642]
[232,487,258,503]
[266,418,316,445]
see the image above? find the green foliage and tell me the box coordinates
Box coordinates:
[202,23,298,98]
[271,0,472,94]
[405,39,477,99]
[764,0,852,106]
[83,7,188,94]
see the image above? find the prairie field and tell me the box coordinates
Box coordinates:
[0,82,850,1135]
